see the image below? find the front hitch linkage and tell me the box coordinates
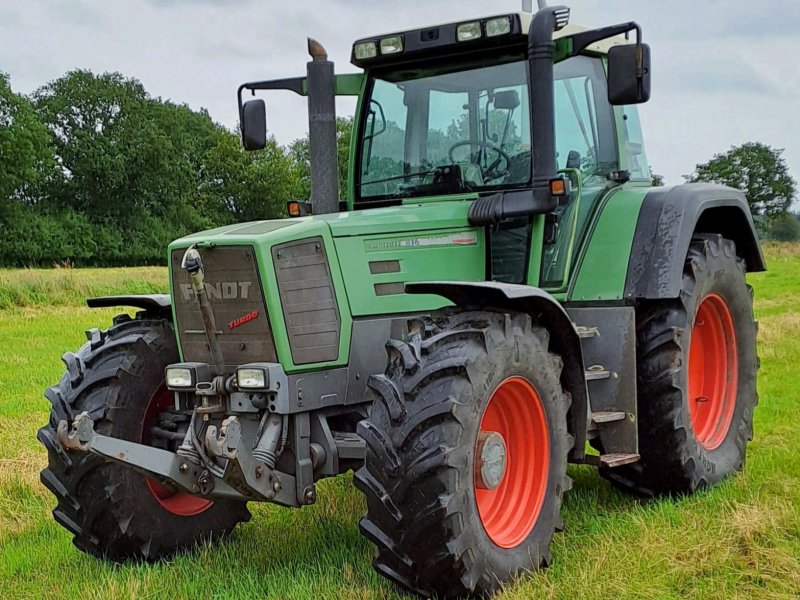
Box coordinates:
[56,412,292,503]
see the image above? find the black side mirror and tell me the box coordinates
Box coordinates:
[566,150,581,170]
[241,99,267,151]
[607,43,651,105]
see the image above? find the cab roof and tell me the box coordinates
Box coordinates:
[351,11,630,68]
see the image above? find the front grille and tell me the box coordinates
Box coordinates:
[171,246,277,368]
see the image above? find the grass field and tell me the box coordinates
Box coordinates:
[1,244,799,599]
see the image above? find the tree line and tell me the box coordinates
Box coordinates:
[0,70,351,267]
[1,69,797,268]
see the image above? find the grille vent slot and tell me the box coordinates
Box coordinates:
[273,237,341,364]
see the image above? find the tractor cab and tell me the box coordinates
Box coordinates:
[239,8,652,294]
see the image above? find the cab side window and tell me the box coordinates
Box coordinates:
[553,56,618,179]
[619,105,651,181]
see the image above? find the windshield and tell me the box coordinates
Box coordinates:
[358,59,531,202]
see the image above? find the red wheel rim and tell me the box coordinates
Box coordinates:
[687,294,738,451]
[475,376,550,549]
[142,386,214,517]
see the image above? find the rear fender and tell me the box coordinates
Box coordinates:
[625,183,766,300]
[406,281,588,461]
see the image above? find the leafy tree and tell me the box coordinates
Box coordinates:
[33,70,149,217]
[32,70,232,229]
[0,72,53,203]
[650,168,664,187]
[768,212,800,242]
[686,142,797,217]
[203,130,304,222]
[289,116,353,201]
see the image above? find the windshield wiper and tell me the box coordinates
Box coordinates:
[358,169,435,188]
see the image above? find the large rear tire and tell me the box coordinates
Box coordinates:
[602,234,758,496]
[37,313,250,560]
[355,310,572,597]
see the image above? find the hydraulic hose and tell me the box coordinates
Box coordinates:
[181,247,226,375]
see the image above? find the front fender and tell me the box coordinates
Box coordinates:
[406,280,588,461]
[87,295,172,320]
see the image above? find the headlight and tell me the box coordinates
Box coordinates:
[485,17,512,37]
[166,367,193,389]
[237,367,268,390]
[379,36,404,55]
[165,363,212,391]
[457,22,482,42]
[354,41,378,60]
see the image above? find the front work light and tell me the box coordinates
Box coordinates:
[166,367,193,389]
[237,367,268,390]
[354,41,378,60]
[379,36,404,55]
[165,363,213,390]
[486,17,512,37]
[457,22,482,41]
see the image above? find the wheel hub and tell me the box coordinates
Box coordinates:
[475,431,507,490]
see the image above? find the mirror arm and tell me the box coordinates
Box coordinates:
[236,77,307,125]
[568,22,642,56]
[240,77,306,96]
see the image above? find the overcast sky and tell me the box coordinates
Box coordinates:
[2,0,799,189]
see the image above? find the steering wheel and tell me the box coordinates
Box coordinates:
[448,140,512,182]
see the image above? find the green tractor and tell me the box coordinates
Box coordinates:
[40,3,765,597]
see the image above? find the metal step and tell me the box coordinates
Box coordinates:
[591,411,627,424]
[575,325,600,339]
[585,365,611,381]
[333,431,366,461]
[600,453,640,468]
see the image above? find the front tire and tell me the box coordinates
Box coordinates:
[355,310,572,597]
[603,234,758,496]
[37,313,250,560]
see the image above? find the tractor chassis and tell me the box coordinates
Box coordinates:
[55,305,642,510]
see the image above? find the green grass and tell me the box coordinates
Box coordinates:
[1,245,799,599]
[0,266,166,310]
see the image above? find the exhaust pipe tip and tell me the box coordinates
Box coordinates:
[307,38,328,61]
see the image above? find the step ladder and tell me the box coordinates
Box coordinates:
[571,308,640,469]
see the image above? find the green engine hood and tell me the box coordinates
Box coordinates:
[173,200,474,243]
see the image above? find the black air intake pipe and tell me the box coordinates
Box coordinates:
[306,39,339,215]
[528,6,570,214]
[468,6,570,226]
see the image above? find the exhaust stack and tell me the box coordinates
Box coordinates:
[306,38,339,215]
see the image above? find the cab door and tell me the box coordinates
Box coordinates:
[538,55,620,292]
